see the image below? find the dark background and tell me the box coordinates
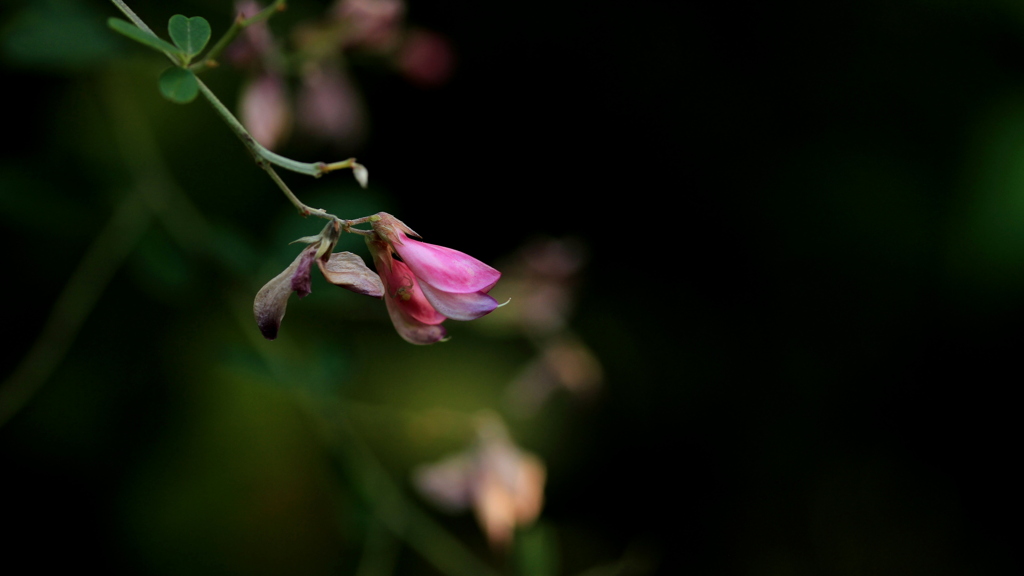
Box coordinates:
[1,0,1021,574]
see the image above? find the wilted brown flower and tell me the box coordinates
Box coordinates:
[253,244,384,340]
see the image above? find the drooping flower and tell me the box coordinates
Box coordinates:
[370,212,501,322]
[254,243,384,340]
[255,213,501,343]
[367,236,448,344]
[413,413,545,549]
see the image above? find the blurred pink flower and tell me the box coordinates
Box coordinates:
[239,73,292,150]
[296,65,368,149]
[331,0,405,50]
[414,414,545,549]
[371,213,501,322]
[227,1,275,68]
[397,29,455,87]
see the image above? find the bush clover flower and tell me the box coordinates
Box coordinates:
[254,213,502,343]
[369,212,501,321]
[413,413,545,549]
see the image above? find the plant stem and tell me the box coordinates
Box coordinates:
[195,76,359,179]
[109,0,155,36]
[110,0,183,65]
[262,163,337,219]
[191,0,288,73]
[109,0,367,208]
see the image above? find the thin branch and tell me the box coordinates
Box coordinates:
[109,0,183,65]
[109,0,366,202]
[194,77,359,179]
[110,0,155,35]
[191,0,288,73]
[262,163,337,219]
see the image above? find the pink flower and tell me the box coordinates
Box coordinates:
[368,239,448,345]
[368,212,501,343]
[296,65,368,150]
[396,29,455,88]
[239,73,292,150]
[254,214,500,343]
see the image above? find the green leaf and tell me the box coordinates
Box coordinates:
[158,67,199,104]
[107,18,182,57]
[167,15,211,59]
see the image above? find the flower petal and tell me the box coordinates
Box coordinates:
[373,252,446,325]
[382,292,448,344]
[369,239,448,343]
[253,248,313,340]
[291,248,315,298]
[412,453,475,513]
[418,283,499,321]
[394,236,501,294]
[317,251,384,297]
[239,73,291,150]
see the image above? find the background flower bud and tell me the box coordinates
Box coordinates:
[239,73,292,150]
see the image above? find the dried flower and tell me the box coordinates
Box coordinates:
[254,244,384,340]
[414,414,545,549]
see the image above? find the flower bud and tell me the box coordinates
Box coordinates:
[239,73,292,150]
[352,161,369,189]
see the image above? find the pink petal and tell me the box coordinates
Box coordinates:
[239,74,291,150]
[412,454,475,513]
[374,255,447,344]
[418,283,499,321]
[381,291,448,345]
[375,258,446,325]
[394,235,501,294]
[290,248,315,298]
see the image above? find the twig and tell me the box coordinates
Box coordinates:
[190,0,288,73]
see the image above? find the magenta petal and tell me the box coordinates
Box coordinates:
[382,291,448,344]
[290,248,315,298]
[377,258,446,325]
[394,236,501,294]
[418,283,499,321]
[371,246,447,328]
